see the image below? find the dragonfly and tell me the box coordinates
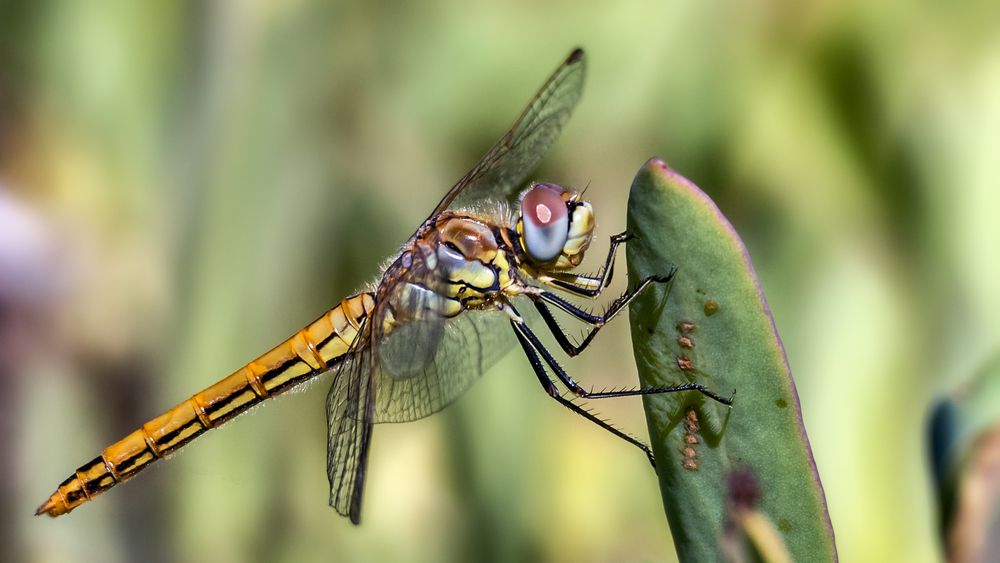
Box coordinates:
[36,48,734,524]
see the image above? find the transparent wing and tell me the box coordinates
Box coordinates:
[324,302,525,524]
[373,305,522,423]
[428,48,586,217]
[325,322,375,525]
[325,300,525,525]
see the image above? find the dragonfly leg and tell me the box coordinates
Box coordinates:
[511,308,734,407]
[510,318,658,467]
[529,266,676,357]
[541,231,634,297]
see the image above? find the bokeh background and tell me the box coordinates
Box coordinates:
[2,1,998,562]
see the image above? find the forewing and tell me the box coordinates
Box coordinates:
[374,307,520,423]
[429,48,586,217]
[326,322,375,525]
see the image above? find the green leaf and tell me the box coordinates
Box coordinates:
[626,158,837,562]
[929,353,1000,562]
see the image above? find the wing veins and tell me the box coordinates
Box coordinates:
[428,48,586,217]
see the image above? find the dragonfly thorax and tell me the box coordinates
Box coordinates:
[384,215,515,332]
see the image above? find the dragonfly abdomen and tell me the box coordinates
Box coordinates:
[36,292,375,517]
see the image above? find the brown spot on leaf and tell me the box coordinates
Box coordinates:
[704,300,720,316]
[775,398,788,409]
[676,356,694,371]
[684,409,701,433]
[677,335,694,349]
[677,321,696,333]
[680,408,701,470]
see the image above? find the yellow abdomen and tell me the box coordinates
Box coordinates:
[36,292,374,517]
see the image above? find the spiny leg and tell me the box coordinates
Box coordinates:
[530,266,677,357]
[539,231,633,297]
[510,318,657,466]
[511,306,735,406]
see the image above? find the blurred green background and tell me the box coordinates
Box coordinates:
[2,1,998,562]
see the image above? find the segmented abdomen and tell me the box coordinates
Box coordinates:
[36,292,375,517]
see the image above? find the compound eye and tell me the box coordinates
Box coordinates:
[520,183,569,262]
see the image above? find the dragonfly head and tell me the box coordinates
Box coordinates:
[516,182,594,271]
